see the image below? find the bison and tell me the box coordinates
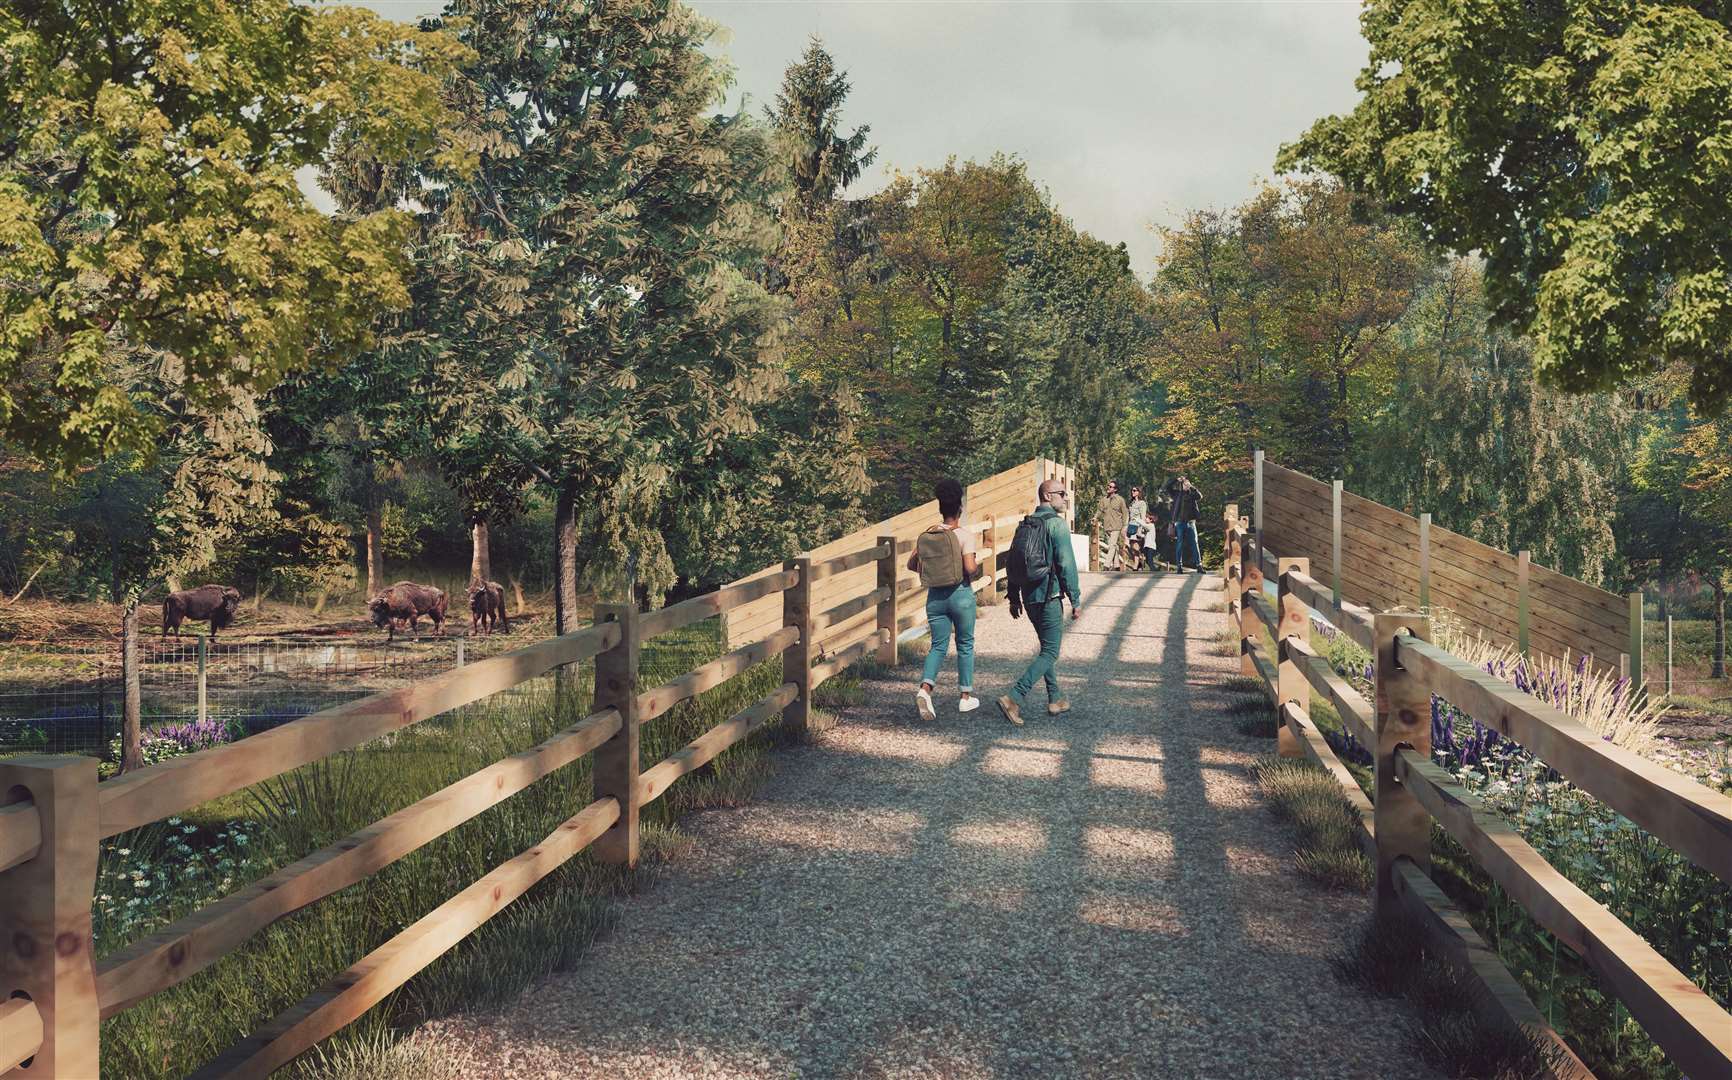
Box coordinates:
[163,585,242,638]
[467,580,508,636]
[368,581,447,642]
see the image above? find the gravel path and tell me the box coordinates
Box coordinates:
[414,571,1437,1079]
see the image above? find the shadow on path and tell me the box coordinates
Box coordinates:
[419,571,1438,1080]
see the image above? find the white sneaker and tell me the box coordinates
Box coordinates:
[957,696,980,713]
[915,685,937,722]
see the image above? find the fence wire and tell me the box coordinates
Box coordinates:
[0,633,509,757]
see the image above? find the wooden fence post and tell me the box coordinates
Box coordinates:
[1667,615,1674,698]
[783,557,814,733]
[1331,479,1344,607]
[1239,523,1264,679]
[875,538,899,666]
[1373,611,1432,909]
[0,756,101,1077]
[1253,449,1264,538]
[1516,550,1531,657]
[1628,591,1644,699]
[1418,512,1431,610]
[1275,557,1309,758]
[1223,511,1242,638]
[591,603,641,867]
[984,515,998,598]
[1221,503,1238,592]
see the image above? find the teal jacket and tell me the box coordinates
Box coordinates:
[1010,504,1081,607]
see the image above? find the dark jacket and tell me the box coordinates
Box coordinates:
[1008,504,1082,608]
[1165,481,1203,524]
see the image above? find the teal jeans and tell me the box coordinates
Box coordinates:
[1012,598,1066,701]
[921,582,977,691]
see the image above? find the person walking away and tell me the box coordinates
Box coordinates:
[1125,485,1150,572]
[1167,475,1204,572]
[908,478,980,721]
[1096,480,1128,571]
[999,478,1082,725]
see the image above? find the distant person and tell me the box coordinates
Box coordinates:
[1000,478,1082,725]
[1096,479,1128,571]
[1164,475,1204,573]
[907,478,980,721]
[1125,485,1150,571]
[1147,492,1173,570]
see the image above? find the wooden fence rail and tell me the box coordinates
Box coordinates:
[1238,455,1732,1078]
[0,456,1053,1077]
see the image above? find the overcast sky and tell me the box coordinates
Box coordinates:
[339,0,1370,277]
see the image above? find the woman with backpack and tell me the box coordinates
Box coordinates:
[906,477,980,721]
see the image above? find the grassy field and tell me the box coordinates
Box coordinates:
[87,616,870,1078]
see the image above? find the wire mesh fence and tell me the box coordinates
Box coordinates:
[0,632,513,758]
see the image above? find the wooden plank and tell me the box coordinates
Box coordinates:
[590,604,640,868]
[1262,460,1333,500]
[811,635,875,689]
[1389,858,1595,1080]
[0,801,39,875]
[1245,591,1279,636]
[94,709,621,1018]
[1278,569,1377,653]
[97,623,620,838]
[783,558,814,734]
[1395,749,1732,1079]
[814,588,889,636]
[1281,637,1375,747]
[192,798,620,1080]
[1397,635,1732,884]
[640,570,799,641]
[0,996,42,1074]
[1249,643,1278,701]
[637,626,800,723]
[810,543,893,581]
[639,684,799,805]
[1282,701,1375,858]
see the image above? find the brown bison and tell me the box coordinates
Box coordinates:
[468,580,507,635]
[163,585,243,638]
[368,581,447,642]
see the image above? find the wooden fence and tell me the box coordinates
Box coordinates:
[1257,454,1642,680]
[0,457,1061,1078]
[1225,455,1732,1079]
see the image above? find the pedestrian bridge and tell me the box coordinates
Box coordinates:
[1,457,1727,1079]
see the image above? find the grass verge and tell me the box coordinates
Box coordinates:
[97,621,809,1078]
[1252,756,1372,892]
[1334,909,1561,1080]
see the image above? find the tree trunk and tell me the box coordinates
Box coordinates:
[470,519,491,588]
[121,600,144,773]
[365,503,384,596]
[553,480,581,636]
[1713,579,1726,680]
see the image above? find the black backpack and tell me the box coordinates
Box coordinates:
[1007,514,1056,590]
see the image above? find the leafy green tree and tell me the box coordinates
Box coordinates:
[1282,0,1732,414]
[0,0,463,469]
[765,36,876,214]
[427,0,787,628]
[1631,405,1732,677]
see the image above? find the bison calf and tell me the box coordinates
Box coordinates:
[163,585,243,638]
[368,581,447,642]
[468,580,508,635]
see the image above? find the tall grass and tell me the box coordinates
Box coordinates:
[97,621,804,1078]
[1252,756,1372,892]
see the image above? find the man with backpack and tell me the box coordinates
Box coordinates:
[999,477,1083,725]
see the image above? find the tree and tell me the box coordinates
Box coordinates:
[1631,404,1732,678]
[1281,1,1732,414]
[0,0,463,470]
[764,37,876,214]
[428,0,787,628]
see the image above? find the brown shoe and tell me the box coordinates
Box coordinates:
[997,695,1023,726]
[1047,700,1071,717]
